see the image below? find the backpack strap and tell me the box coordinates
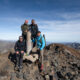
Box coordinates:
[40,36,42,44]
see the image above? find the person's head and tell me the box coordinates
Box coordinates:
[19,36,23,42]
[37,31,41,37]
[31,19,35,24]
[25,20,28,24]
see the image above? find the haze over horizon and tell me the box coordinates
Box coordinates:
[0,0,80,42]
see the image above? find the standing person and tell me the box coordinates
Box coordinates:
[21,20,29,41]
[30,19,39,47]
[32,31,45,71]
[30,19,39,39]
[14,36,26,71]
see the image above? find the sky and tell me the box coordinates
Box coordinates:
[0,0,80,42]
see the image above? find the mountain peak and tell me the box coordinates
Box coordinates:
[0,43,80,80]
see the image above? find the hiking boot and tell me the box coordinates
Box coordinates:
[18,66,23,72]
[15,65,19,70]
[19,66,23,69]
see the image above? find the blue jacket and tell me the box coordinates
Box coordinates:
[32,34,45,50]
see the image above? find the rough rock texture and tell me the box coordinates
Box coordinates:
[0,43,80,80]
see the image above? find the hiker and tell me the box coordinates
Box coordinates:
[30,19,39,39]
[32,31,45,71]
[30,19,39,47]
[21,20,29,41]
[14,36,26,71]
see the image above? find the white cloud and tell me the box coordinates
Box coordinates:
[0,14,80,42]
[38,20,80,42]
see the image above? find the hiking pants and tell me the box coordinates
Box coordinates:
[39,50,43,65]
[16,52,24,67]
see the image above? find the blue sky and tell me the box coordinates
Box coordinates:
[0,0,80,42]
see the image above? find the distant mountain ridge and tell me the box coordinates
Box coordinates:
[64,42,80,50]
[0,40,80,54]
[0,40,15,54]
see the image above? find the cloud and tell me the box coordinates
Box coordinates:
[38,20,80,42]
[0,12,80,42]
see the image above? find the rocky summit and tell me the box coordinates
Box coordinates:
[0,43,80,80]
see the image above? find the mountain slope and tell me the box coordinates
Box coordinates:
[0,43,80,80]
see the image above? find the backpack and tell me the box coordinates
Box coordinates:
[40,34,46,47]
[35,34,46,47]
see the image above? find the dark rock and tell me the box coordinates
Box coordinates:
[66,72,72,79]
[56,71,64,78]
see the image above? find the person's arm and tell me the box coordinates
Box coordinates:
[40,37,45,50]
[28,25,31,32]
[20,42,26,53]
[36,24,39,32]
[32,38,36,43]
[14,42,18,51]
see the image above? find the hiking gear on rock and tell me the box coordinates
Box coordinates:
[30,24,38,39]
[32,34,45,50]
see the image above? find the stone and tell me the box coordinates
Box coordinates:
[10,72,16,80]
[16,72,23,79]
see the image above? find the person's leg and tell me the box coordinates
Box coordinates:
[40,50,44,71]
[40,50,44,65]
[19,52,24,69]
[16,53,20,67]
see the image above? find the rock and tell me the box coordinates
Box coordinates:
[10,72,16,80]
[23,72,28,80]
[0,43,80,80]
[16,72,23,79]
[66,72,72,79]
[45,75,49,80]
[56,71,64,79]
[0,76,7,80]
